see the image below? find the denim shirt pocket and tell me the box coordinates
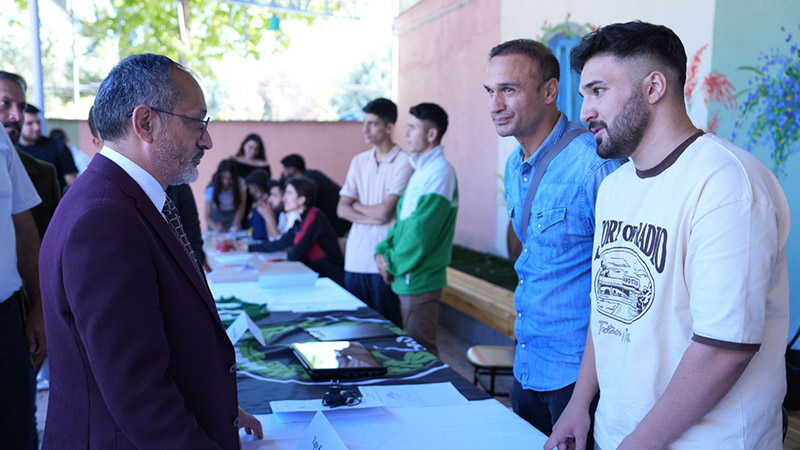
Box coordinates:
[566,208,593,238]
[533,207,566,261]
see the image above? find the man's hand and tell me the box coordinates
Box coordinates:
[13,210,46,365]
[238,407,263,439]
[231,240,249,253]
[337,196,385,225]
[543,400,591,450]
[255,197,274,221]
[613,342,755,449]
[375,254,393,285]
[25,305,47,366]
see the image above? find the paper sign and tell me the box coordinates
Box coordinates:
[296,411,348,450]
[225,311,266,346]
[359,382,468,408]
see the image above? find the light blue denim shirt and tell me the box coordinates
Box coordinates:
[504,113,622,391]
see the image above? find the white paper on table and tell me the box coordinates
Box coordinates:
[358,382,468,408]
[213,253,255,266]
[329,399,547,450]
[264,278,365,312]
[226,311,266,346]
[296,411,348,450]
[270,396,383,414]
[240,399,548,450]
[255,251,289,261]
[209,281,270,305]
[207,267,259,283]
[211,278,364,312]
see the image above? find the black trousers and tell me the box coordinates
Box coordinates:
[0,292,35,449]
[344,272,402,327]
[511,378,598,448]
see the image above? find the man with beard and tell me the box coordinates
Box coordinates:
[0,71,27,143]
[39,54,261,449]
[484,39,620,438]
[546,22,790,450]
[0,70,50,449]
[0,73,61,237]
[0,126,45,450]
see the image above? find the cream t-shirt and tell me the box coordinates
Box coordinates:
[591,134,790,449]
[340,146,413,274]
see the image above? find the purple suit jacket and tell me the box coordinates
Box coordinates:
[40,155,240,449]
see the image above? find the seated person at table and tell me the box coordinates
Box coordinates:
[205,159,246,232]
[245,170,288,241]
[281,153,351,237]
[246,176,344,286]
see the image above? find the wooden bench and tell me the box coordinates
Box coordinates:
[441,267,516,340]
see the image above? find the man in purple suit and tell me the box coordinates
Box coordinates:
[39,54,261,449]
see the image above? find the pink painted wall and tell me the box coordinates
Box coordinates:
[68,120,367,230]
[395,0,501,254]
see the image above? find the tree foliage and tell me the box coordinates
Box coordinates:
[78,0,300,77]
[330,48,391,118]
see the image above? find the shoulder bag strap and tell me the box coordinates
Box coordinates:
[520,128,591,241]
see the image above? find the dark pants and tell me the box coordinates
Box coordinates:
[344,272,402,327]
[511,379,598,448]
[0,292,35,450]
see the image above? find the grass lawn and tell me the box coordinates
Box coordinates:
[449,245,518,292]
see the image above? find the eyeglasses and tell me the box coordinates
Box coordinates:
[147,106,210,140]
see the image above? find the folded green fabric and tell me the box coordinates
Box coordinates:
[216,295,270,327]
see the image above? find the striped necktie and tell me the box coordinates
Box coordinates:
[162,196,202,274]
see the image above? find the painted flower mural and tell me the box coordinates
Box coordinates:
[734,25,800,177]
[685,44,738,134]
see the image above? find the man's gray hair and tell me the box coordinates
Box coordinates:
[0,71,27,91]
[93,53,189,142]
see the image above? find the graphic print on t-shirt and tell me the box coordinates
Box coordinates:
[594,247,654,324]
[594,219,667,324]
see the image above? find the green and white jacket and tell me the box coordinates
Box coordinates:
[375,145,458,296]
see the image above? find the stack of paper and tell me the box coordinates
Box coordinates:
[257,262,318,289]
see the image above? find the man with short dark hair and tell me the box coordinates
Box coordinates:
[40,53,261,449]
[49,128,91,175]
[17,104,78,189]
[546,21,790,450]
[337,98,412,326]
[484,39,620,437]
[281,153,351,237]
[374,102,457,356]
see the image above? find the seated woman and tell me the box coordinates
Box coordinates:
[246,176,344,286]
[205,159,247,232]
[245,170,290,241]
